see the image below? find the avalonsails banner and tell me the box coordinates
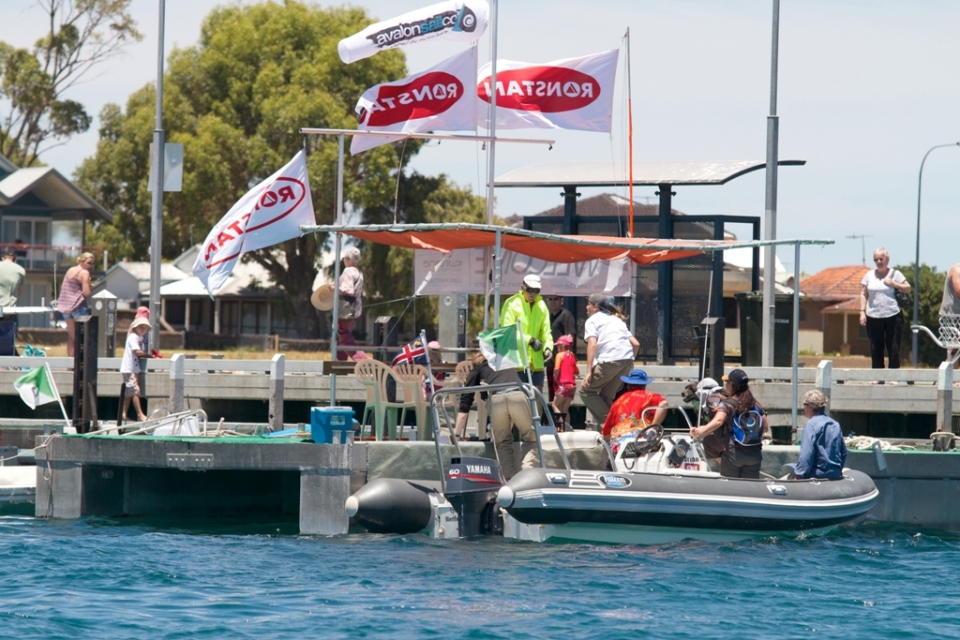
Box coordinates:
[413,248,632,296]
[477,48,619,131]
[192,151,315,296]
[351,47,477,154]
[338,0,489,64]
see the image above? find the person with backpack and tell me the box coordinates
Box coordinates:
[689,368,768,479]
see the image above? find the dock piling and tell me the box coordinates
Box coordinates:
[270,354,285,432]
[937,361,954,434]
[169,353,184,413]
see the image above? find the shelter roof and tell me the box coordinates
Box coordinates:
[800,265,866,302]
[494,160,805,188]
[300,223,832,266]
[0,166,111,221]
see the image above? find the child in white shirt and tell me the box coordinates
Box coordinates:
[120,317,151,422]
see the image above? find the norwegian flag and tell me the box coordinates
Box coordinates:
[392,340,428,367]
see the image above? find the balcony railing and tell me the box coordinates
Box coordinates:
[0,244,105,272]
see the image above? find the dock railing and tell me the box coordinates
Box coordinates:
[0,356,954,434]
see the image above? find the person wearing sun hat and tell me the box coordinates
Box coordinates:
[120,316,152,422]
[689,368,768,478]
[500,274,553,390]
[601,368,668,445]
[549,334,578,427]
[579,292,639,427]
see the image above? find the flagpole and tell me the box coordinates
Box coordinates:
[625,28,639,338]
[44,363,72,431]
[483,0,500,332]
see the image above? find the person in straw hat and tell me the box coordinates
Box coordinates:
[311,247,368,361]
[120,317,151,422]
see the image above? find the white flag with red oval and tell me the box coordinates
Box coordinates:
[351,47,477,154]
[192,150,314,296]
[477,48,619,131]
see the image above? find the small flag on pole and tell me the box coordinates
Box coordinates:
[478,325,527,371]
[14,366,57,409]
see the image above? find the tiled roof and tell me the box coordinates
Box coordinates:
[532,193,672,218]
[799,265,867,302]
[822,297,862,313]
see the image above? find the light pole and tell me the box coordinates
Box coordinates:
[913,142,960,366]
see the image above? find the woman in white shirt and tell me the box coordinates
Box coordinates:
[859,247,910,374]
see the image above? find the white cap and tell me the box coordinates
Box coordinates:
[522,274,542,289]
[697,377,720,392]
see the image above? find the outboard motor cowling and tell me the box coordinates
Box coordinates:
[445,456,504,537]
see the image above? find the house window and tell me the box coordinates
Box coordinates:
[241,302,270,334]
[2,218,52,268]
[220,300,239,335]
[2,218,50,246]
[165,300,186,326]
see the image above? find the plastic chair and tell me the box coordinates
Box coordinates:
[354,360,416,440]
[393,362,428,440]
[454,360,489,440]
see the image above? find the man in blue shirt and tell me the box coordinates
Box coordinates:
[792,390,848,479]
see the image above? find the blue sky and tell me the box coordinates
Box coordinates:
[2,0,958,276]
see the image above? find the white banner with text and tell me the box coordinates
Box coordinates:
[414,248,631,296]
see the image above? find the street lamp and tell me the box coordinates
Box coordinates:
[913,142,960,367]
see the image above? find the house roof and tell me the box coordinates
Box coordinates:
[157,257,333,298]
[532,193,666,218]
[800,265,866,302]
[0,165,111,222]
[105,261,190,283]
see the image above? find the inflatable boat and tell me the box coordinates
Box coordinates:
[497,428,879,544]
[346,383,879,544]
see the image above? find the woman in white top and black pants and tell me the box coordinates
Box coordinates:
[859,247,910,373]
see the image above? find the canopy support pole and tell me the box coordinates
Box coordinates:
[483,0,500,333]
[493,228,502,328]
[791,241,800,431]
[330,133,345,406]
[656,183,674,365]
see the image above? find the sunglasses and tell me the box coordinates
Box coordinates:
[874,257,887,262]
[543,296,561,301]
[523,287,541,294]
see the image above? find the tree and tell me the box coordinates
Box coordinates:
[896,263,948,367]
[75,1,416,338]
[360,172,487,335]
[0,0,141,167]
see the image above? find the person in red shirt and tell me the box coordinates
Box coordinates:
[550,335,578,427]
[602,369,669,444]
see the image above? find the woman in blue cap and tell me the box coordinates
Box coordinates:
[601,368,668,445]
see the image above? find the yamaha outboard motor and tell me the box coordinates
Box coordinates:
[445,456,504,537]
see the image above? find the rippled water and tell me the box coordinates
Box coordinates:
[1,517,958,638]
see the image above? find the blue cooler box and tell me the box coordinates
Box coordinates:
[310,406,354,443]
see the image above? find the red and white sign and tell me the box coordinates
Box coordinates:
[477,48,619,131]
[192,150,315,295]
[351,48,477,154]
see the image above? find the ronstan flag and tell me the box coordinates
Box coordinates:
[351,47,477,154]
[478,325,527,371]
[192,150,315,296]
[477,48,619,131]
[338,0,488,64]
[14,366,57,409]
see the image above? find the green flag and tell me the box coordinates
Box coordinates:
[478,325,528,371]
[14,366,57,409]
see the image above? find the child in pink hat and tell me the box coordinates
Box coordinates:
[551,335,577,428]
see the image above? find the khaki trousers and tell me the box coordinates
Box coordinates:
[490,391,537,480]
[578,359,634,426]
